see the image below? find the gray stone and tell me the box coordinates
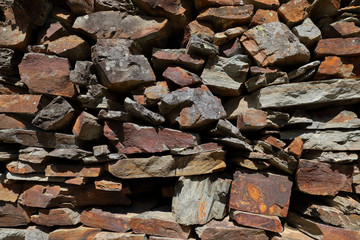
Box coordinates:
[5,172,66,182]
[288,60,321,81]
[292,18,322,48]
[93,145,111,157]
[240,22,310,67]
[83,153,127,164]
[48,148,92,160]
[94,232,145,240]
[249,79,360,109]
[32,96,75,131]
[210,119,250,143]
[266,110,290,129]
[302,151,358,163]
[211,137,253,151]
[186,35,219,57]
[95,0,136,12]
[172,175,232,225]
[70,61,98,86]
[0,228,27,240]
[245,71,288,93]
[124,97,165,126]
[77,84,120,109]
[98,109,131,121]
[200,54,251,96]
[0,48,19,77]
[325,195,360,215]
[19,147,49,164]
[73,111,103,141]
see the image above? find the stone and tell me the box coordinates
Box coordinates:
[323,21,360,38]
[277,0,311,27]
[195,0,243,9]
[200,54,251,96]
[325,195,360,215]
[73,11,169,46]
[237,108,267,131]
[65,177,89,186]
[245,71,288,93]
[66,0,94,15]
[98,110,131,121]
[0,48,20,77]
[130,211,191,239]
[92,145,110,157]
[94,179,130,193]
[230,156,270,170]
[288,60,321,81]
[70,61,97,86]
[144,81,170,104]
[230,171,292,217]
[47,35,90,62]
[38,22,69,45]
[0,23,32,51]
[230,210,283,233]
[213,26,247,45]
[243,0,280,9]
[250,9,279,27]
[0,94,43,114]
[220,37,242,58]
[94,0,136,12]
[272,225,314,240]
[163,67,201,87]
[19,53,75,97]
[249,79,360,109]
[0,82,28,95]
[315,56,354,79]
[48,226,101,240]
[195,216,268,240]
[296,159,353,195]
[92,39,156,93]
[210,119,249,142]
[94,232,146,240]
[6,161,46,174]
[211,137,253,151]
[31,208,81,226]
[45,164,103,177]
[183,20,215,45]
[224,96,250,120]
[0,202,30,227]
[241,22,310,67]
[197,5,254,31]
[6,172,66,182]
[170,143,222,155]
[186,35,219,57]
[152,49,205,73]
[0,181,21,202]
[0,228,48,240]
[12,0,53,26]
[73,111,103,141]
[315,38,360,57]
[0,114,31,129]
[286,136,303,158]
[32,96,75,131]
[261,135,286,150]
[104,122,199,154]
[48,148,92,160]
[80,208,134,232]
[308,0,341,21]
[77,84,120,109]
[302,151,358,163]
[172,175,232,225]
[19,147,49,164]
[124,97,165,125]
[292,18,322,49]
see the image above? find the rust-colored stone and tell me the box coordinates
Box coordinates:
[250,9,279,27]
[65,177,88,185]
[260,135,286,150]
[243,0,280,9]
[296,159,353,196]
[315,38,360,57]
[45,164,103,177]
[229,171,293,217]
[0,181,21,203]
[73,111,103,141]
[6,161,46,174]
[324,21,360,38]
[0,94,42,114]
[31,208,81,226]
[144,81,170,104]
[66,0,95,15]
[47,35,90,62]
[231,210,283,233]
[286,136,303,158]
[18,53,75,98]
[237,109,268,131]
[0,114,27,129]
[0,202,31,227]
[48,226,101,240]
[38,22,69,44]
[195,0,243,9]
[277,0,310,26]
[0,24,32,51]
[315,56,354,79]
[163,66,201,87]
[183,20,215,46]
[94,179,131,193]
[51,7,75,28]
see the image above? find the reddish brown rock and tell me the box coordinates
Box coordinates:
[243,0,280,9]
[0,181,21,203]
[308,0,340,21]
[250,9,279,27]
[65,177,88,185]
[0,202,31,227]
[0,24,32,51]
[144,81,170,104]
[130,211,191,239]
[231,210,283,233]
[323,21,360,38]
[229,171,293,217]
[94,179,130,193]
[6,161,46,174]
[45,164,103,177]
[0,115,25,129]
[94,232,146,240]
[285,136,303,158]
[38,22,69,44]
[80,208,134,232]
[195,0,243,9]
[66,0,95,15]
[47,35,90,62]
[51,7,75,28]
[163,66,201,87]
[260,135,286,150]
[18,184,66,208]
[73,111,103,141]
[18,53,75,97]
[214,27,247,46]
[315,38,360,57]
[296,159,353,196]
[277,0,311,26]
[12,0,53,26]
[237,109,267,131]
[31,208,81,226]
[315,56,354,79]
[48,226,101,240]
[104,122,199,154]
[272,225,315,240]
[197,5,254,31]
[0,94,42,114]
[183,20,215,45]
[18,147,49,164]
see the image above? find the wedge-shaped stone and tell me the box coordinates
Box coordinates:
[6,161,45,174]
[230,171,293,217]
[195,0,244,9]
[130,211,191,239]
[47,35,90,62]
[31,208,81,226]
[240,22,310,67]
[124,97,165,125]
[0,181,21,203]
[0,202,30,227]
[73,111,103,141]
[249,79,360,109]
[302,151,358,163]
[183,20,215,45]
[49,226,101,240]
[172,175,232,225]
[5,172,65,182]
[19,53,75,98]
[274,225,319,240]
[48,148,92,160]
[45,164,103,177]
[277,0,311,27]
[315,38,360,57]
[94,232,146,240]
[325,195,360,215]
[19,147,49,164]
[163,67,201,87]
[0,94,42,114]
[0,24,32,51]
[186,35,219,57]
[296,160,353,196]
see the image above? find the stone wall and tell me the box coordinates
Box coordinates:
[0,0,360,239]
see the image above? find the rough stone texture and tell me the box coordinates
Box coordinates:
[214,26,247,45]
[0,202,30,227]
[45,164,103,177]
[48,148,92,160]
[277,0,311,26]
[163,67,202,87]
[315,56,354,79]
[66,0,95,15]
[250,9,279,27]
[6,161,46,174]
[308,0,340,21]
[230,171,292,217]
[195,0,244,9]
[324,21,360,38]
[0,24,32,51]
[172,175,232,225]
[47,35,91,62]
[296,159,353,195]
[0,181,21,202]
[31,208,81,226]
[94,0,136,12]
[186,35,219,57]
[144,81,170,104]
[94,232,146,240]
[237,109,267,131]
[70,61,97,86]
[292,18,322,48]
[245,71,288,93]
[0,94,42,114]
[288,60,321,81]
[302,151,358,163]
[315,38,360,57]
[18,147,49,164]
[19,53,75,97]
[286,136,303,158]
[124,97,165,125]
[0,48,20,77]
[243,0,279,9]
[48,226,101,240]
[73,111,103,140]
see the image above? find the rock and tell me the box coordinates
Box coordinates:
[170,143,222,155]
[221,38,242,58]
[237,108,267,131]
[94,232,146,240]
[229,171,292,217]
[261,135,286,150]
[292,18,322,49]
[273,225,314,240]
[224,96,250,120]
[250,9,279,27]
[210,119,249,142]
[48,148,92,160]
[0,24,32,51]
[285,136,303,158]
[66,0,94,15]
[243,0,280,9]
[230,156,271,170]
[38,22,69,45]
[19,53,75,97]
[277,0,311,27]
[230,210,283,233]
[240,22,310,67]
[32,96,75,131]
[31,208,81,226]
[0,94,43,114]
[6,172,66,182]
[152,48,205,73]
[65,177,89,186]
[48,226,101,240]
[200,54,251,96]
[162,67,201,87]
[94,0,135,12]
[70,61,97,86]
[302,151,358,163]
[308,0,340,21]
[172,175,232,225]
[249,79,360,109]
[195,216,268,240]
[80,208,134,232]
[323,21,360,38]
[77,84,120,109]
[94,178,130,193]
[0,48,20,77]
[0,181,21,202]
[19,147,49,164]
[45,164,103,177]
[315,56,354,79]
[73,111,103,141]
[315,38,360,57]
[144,81,170,104]
[213,26,247,45]
[130,211,191,239]
[104,122,199,154]
[296,159,353,195]
[197,5,254,31]
[93,145,110,157]
[245,71,288,93]
[183,20,215,45]
[124,97,165,126]
[288,60,321,81]
[47,35,90,62]
[73,11,169,46]
[92,39,156,93]
[186,35,219,57]
[98,110,131,121]
[0,202,30,227]
[6,161,46,174]
[325,195,360,215]
[195,0,243,9]
[12,0,53,26]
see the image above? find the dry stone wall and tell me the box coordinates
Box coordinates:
[0,0,360,239]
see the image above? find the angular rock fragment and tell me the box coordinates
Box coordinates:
[243,0,280,9]
[124,97,165,125]
[73,111,103,141]
[48,148,92,160]
[213,26,247,45]
[77,84,120,109]
[315,56,354,79]
[286,136,303,158]
[272,225,314,240]
[172,175,232,225]
[237,108,267,131]
[0,94,42,114]
[94,178,130,193]
[186,35,219,57]
[31,208,81,226]
[47,35,90,62]
[49,226,101,240]
[245,71,288,93]
[98,110,131,121]
[292,18,321,49]
[277,0,310,26]
[144,81,170,104]
[162,67,202,88]
[0,227,48,240]
[94,232,146,240]
[210,119,249,142]
[0,181,21,202]
[38,22,69,45]
[315,38,360,57]
[211,137,253,151]
[296,159,353,195]
[0,24,32,51]
[288,60,321,82]
[0,202,31,227]
[93,145,110,157]
[0,48,20,77]
[19,53,75,97]
[261,135,286,150]
[308,0,341,21]
[325,195,360,215]
[19,147,49,164]
[6,161,46,174]
[66,0,95,15]
[45,164,103,177]
[323,21,360,38]
[183,20,215,45]
[302,151,358,163]
[195,0,244,9]
[240,22,310,67]
[94,0,136,12]
[249,9,279,27]
[32,96,75,131]
[70,61,97,86]
[130,211,191,239]
[6,172,66,182]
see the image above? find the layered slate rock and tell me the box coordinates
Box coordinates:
[0,94,43,114]
[162,67,202,87]
[47,35,91,62]
[31,208,81,226]
[48,226,101,240]
[240,22,310,67]
[0,24,32,51]
[315,37,360,57]
[0,202,31,227]
[277,0,311,27]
